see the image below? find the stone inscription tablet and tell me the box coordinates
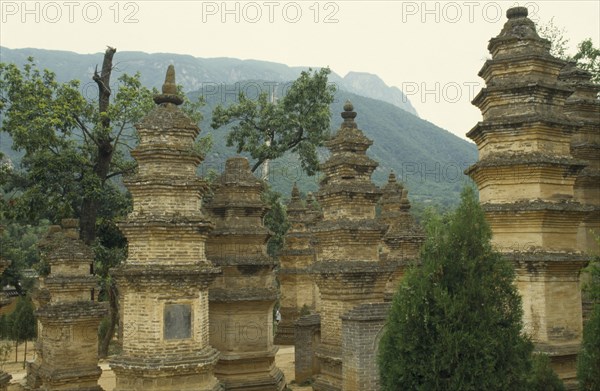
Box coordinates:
[164,303,192,340]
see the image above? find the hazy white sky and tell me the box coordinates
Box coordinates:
[1,1,599,140]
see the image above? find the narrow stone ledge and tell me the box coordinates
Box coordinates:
[110,347,220,370]
[341,302,391,322]
[311,260,397,275]
[295,313,321,327]
[36,301,108,320]
[482,199,594,213]
[209,287,278,302]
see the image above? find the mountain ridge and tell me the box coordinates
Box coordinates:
[0,47,476,209]
[0,46,418,115]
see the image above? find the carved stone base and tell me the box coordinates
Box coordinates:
[111,351,221,391]
[274,320,295,346]
[312,344,342,391]
[214,351,285,391]
[29,366,104,391]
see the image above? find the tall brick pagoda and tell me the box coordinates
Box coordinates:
[204,157,285,390]
[110,66,222,391]
[311,101,391,391]
[378,172,425,300]
[559,63,600,254]
[275,183,319,345]
[466,7,591,386]
[27,219,107,390]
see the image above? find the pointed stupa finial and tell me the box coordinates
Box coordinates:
[388,170,397,183]
[154,65,184,106]
[162,65,177,94]
[506,6,528,19]
[306,192,317,210]
[341,100,357,129]
[287,182,305,210]
[291,182,300,199]
[400,188,411,210]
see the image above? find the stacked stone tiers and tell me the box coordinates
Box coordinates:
[205,157,285,391]
[110,66,221,391]
[275,184,320,345]
[466,7,592,387]
[311,101,392,391]
[28,218,107,391]
[378,172,425,300]
[559,63,600,254]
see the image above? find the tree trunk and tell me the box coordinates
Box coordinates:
[80,47,121,360]
[79,138,113,244]
[80,46,116,245]
[23,340,27,368]
[14,340,17,362]
[99,283,118,358]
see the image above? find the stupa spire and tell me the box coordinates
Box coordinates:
[153,64,184,106]
[341,100,357,129]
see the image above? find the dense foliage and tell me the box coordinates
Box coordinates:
[211,68,336,175]
[378,187,533,391]
[0,51,205,356]
[577,243,600,391]
[0,221,49,293]
[527,353,565,391]
[262,185,290,257]
[538,19,599,82]
[1,49,479,209]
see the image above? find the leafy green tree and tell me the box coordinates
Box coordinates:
[0,221,49,295]
[0,49,144,242]
[537,17,570,59]
[211,68,336,175]
[577,241,600,391]
[0,48,206,242]
[572,39,600,83]
[578,304,600,390]
[8,296,36,364]
[262,185,290,257]
[0,48,207,357]
[378,187,533,391]
[537,19,599,82]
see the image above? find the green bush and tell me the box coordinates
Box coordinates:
[577,303,600,390]
[378,187,533,391]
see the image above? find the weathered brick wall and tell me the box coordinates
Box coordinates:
[28,219,107,391]
[110,66,222,391]
[311,102,390,391]
[205,157,285,391]
[341,303,390,391]
[276,184,320,345]
[559,62,600,284]
[295,314,321,385]
[466,7,591,388]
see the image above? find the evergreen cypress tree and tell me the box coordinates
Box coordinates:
[378,187,533,391]
[9,296,36,363]
[577,248,600,391]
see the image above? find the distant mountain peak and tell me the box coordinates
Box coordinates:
[1,46,418,116]
[342,71,418,116]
